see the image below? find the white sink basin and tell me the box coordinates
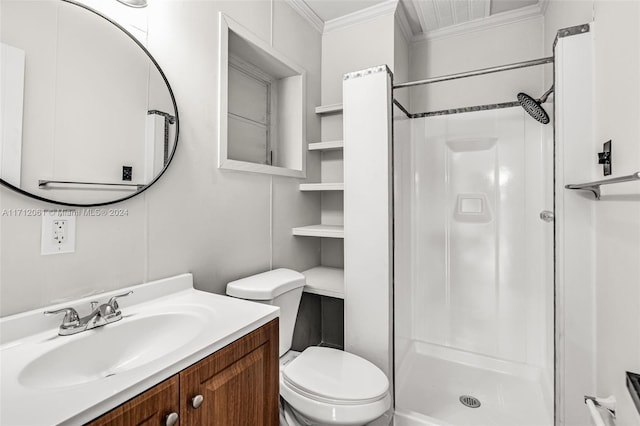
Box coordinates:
[18,311,205,389]
[0,273,279,426]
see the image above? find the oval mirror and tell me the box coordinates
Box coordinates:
[0,0,178,206]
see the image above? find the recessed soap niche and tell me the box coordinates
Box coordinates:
[446,137,497,152]
[454,193,493,223]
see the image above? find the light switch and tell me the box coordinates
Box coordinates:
[42,211,76,255]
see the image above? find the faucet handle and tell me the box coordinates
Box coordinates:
[107,291,133,311]
[44,307,80,327]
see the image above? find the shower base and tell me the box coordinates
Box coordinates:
[394,341,552,426]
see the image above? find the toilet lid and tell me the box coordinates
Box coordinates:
[282,347,388,404]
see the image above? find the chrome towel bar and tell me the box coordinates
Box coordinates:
[39,180,144,190]
[565,171,640,199]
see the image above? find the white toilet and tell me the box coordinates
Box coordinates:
[226,268,391,426]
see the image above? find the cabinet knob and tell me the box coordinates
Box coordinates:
[191,394,204,409]
[165,412,179,426]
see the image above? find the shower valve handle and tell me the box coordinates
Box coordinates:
[539,210,554,223]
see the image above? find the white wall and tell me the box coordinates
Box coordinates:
[592,3,640,424]
[392,13,412,366]
[555,30,597,426]
[321,11,397,376]
[319,13,396,269]
[408,16,545,113]
[545,1,640,424]
[0,0,322,316]
[344,67,394,377]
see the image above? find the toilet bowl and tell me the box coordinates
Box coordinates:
[227,269,391,426]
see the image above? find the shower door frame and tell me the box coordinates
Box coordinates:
[391,53,558,426]
[391,22,595,426]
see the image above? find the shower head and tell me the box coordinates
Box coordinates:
[116,0,147,7]
[517,86,554,124]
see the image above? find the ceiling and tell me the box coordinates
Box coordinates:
[302,0,540,34]
[304,0,387,21]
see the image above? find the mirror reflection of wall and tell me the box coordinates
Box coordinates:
[0,0,177,205]
[0,42,25,188]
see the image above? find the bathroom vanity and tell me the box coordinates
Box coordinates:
[88,319,278,426]
[0,274,279,425]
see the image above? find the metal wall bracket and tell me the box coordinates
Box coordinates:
[598,140,612,176]
[557,23,590,39]
[584,395,616,418]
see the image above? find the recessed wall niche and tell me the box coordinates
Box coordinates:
[218,13,306,178]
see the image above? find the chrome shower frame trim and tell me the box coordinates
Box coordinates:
[393,56,554,90]
[392,55,555,118]
[393,99,523,119]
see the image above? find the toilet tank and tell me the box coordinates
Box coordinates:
[226,269,305,357]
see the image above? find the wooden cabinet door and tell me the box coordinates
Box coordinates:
[179,319,279,426]
[87,375,179,426]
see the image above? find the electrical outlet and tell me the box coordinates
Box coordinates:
[53,220,67,245]
[42,211,76,255]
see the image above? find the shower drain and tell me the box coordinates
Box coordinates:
[459,395,481,408]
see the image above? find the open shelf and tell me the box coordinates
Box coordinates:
[299,183,344,191]
[302,266,344,299]
[292,224,344,238]
[315,103,343,115]
[308,140,344,151]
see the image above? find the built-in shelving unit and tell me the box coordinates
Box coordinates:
[292,224,344,238]
[302,266,344,299]
[299,183,344,191]
[294,103,345,307]
[308,140,344,151]
[314,103,343,114]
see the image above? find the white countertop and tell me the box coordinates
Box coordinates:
[0,274,279,426]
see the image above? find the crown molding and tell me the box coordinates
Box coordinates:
[324,0,398,34]
[538,0,550,15]
[395,1,413,41]
[284,0,324,33]
[412,3,543,43]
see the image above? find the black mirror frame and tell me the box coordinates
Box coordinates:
[0,0,179,207]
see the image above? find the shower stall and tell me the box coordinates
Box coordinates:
[392,59,555,426]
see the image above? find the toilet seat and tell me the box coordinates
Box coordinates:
[280,347,391,425]
[283,347,388,404]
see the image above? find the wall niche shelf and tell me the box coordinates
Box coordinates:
[315,103,343,115]
[302,266,344,299]
[299,183,344,191]
[292,225,344,238]
[308,140,344,151]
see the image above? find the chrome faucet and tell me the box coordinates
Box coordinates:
[44,291,133,336]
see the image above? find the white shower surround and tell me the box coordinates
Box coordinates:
[394,107,554,425]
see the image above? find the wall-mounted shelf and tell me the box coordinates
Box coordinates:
[299,183,344,191]
[565,171,640,199]
[308,140,344,151]
[292,224,344,238]
[302,266,344,299]
[315,103,343,115]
